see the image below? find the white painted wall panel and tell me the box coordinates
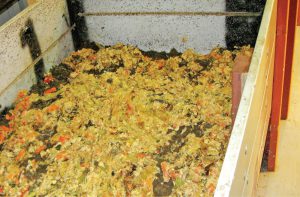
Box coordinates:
[83,0,225,12]
[0,0,74,111]
[83,0,226,53]
[0,0,27,26]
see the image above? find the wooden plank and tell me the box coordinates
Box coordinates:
[298,0,300,26]
[281,0,298,119]
[244,33,275,196]
[236,23,275,196]
[215,0,276,195]
[0,0,74,112]
[267,0,290,171]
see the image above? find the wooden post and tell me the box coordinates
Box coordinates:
[298,0,300,25]
[267,0,290,171]
[281,0,298,119]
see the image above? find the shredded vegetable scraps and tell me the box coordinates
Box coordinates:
[0,44,252,196]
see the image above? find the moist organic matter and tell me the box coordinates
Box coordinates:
[0,44,252,196]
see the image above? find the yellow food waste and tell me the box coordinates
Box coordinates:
[0,44,251,196]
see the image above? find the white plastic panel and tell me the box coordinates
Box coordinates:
[0,0,27,26]
[0,0,74,111]
[83,0,226,53]
[83,0,225,12]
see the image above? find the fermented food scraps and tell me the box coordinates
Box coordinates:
[0,44,252,196]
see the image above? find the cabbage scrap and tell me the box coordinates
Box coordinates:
[0,44,252,196]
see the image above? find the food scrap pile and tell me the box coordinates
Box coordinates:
[0,44,251,196]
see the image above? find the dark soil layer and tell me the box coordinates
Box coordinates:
[226,0,266,49]
[141,48,182,60]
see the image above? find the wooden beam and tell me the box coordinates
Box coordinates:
[281,0,298,119]
[297,0,300,26]
[267,0,290,171]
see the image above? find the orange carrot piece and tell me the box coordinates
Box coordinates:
[15,96,30,111]
[44,87,57,95]
[207,183,215,194]
[161,161,169,180]
[169,170,178,180]
[58,135,70,144]
[108,87,114,94]
[0,133,5,143]
[156,60,165,70]
[126,103,134,116]
[56,151,67,160]
[46,104,60,112]
[210,52,221,60]
[35,145,46,154]
[194,165,203,174]
[20,186,29,197]
[17,91,26,99]
[43,75,54,84]
[16,149,26,161]
[5,114,14,121]
[136,153,146,159]
[88,55,97,61]
[0,126,10,132]
[0,126,11,143]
